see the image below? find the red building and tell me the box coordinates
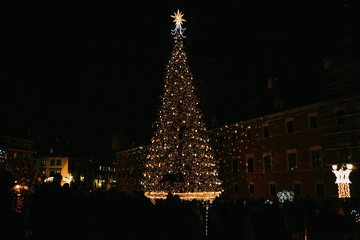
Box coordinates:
[114,94,359,200]
[114,145,148,194]
[209,93,359,200]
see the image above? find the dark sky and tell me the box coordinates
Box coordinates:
[1,1,359,160]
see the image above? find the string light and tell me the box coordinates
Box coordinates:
[277,190,294,203]
[332,164,352,198]
[143,10,222,198]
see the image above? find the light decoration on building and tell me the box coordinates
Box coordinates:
[44,175,73,186]
[0,149,7,166]
[142,11,222,202]
[277,190,294,203]
[332,163,352,198]
[351,210,360,223]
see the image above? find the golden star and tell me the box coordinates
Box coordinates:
[171,9,186,25]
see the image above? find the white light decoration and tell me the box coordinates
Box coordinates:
[44,175,73,186]
[171,9,186,37]
[332,164,353,198]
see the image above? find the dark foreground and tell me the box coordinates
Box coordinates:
[1,182,360,240]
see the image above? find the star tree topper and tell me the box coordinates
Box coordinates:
[171,9,186,37]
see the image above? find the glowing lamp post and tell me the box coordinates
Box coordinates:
[332,163,353,198]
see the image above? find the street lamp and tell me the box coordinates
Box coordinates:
[332,163,353,198]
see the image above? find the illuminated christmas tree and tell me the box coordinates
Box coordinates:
[143,10,222,201]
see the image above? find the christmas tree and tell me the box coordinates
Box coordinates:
[142,10,222,200]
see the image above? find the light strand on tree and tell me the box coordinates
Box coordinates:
[142,10,222,198]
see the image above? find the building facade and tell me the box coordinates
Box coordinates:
[34,155,70,179]
[209,94,360,200]
[114,94,360,200]
[114,146,148,194]
[0,134,36,171]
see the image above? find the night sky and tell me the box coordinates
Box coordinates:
[2,1,359,160]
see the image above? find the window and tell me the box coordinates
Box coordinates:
[316,183,324,197]
[219,159,224,174]
[218,135,223,145]
[49,169,61,176]
[232,158,239,174]
[311,150,322,170]
[249,183,254,195]
[56,159,62,166]
[40,160,46,166]
[294,183,302,195]
[247,157,254,173]
[232,132,237,143]
[264,155,272,172]
[263,125,269,138]
[233,183,239,194]
[309,114,318,129]
[50,159,55,166]
[288,152,297,171]
[338,149,348,163]
[246,129,252,140]
[286,120,294,133]
[336,110,346,124]
[269,183,276,195]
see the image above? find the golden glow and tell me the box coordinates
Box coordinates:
[145,191,221,203]
[333,167,352,198]
[171,9,186,26]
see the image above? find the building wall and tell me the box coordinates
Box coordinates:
[0,135,36,172]
[209,94,360,200]
[35,156,70,178]
[115,146,148,194]
[114,94,360,200]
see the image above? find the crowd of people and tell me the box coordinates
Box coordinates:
[1,171,360,240]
